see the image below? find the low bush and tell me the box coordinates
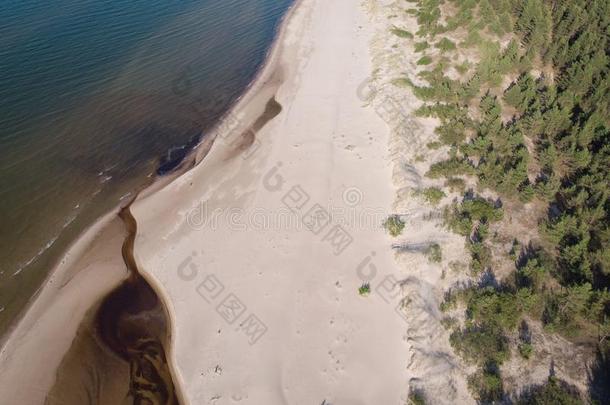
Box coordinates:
[358,282,371,296]
[408,389,426,405]
[444,197,503,237]
[461,198,503,222]
[422,187,446,206]
[435,37,457,52]
[516,377,583,405]
[466,287,522,330]
[450,323,509,365]
[468,362,504,403]
[468,240,493,273]
[425,243,443,263]
[414,41,429,52]
[391,27,413,39]
[518,343,533,359]
[445,177,466,192]
[417,55,433,65]
[455,61,471,75]
[383,215,406,237]
[426,141,442,150]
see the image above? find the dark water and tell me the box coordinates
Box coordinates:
[0,0,293,334]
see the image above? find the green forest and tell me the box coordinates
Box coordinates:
[398,0,609,402]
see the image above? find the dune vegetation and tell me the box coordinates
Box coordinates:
[396,0,609,402]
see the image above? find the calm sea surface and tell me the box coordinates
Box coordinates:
[0,0,293,334]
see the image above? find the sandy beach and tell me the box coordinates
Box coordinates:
[132,0,411,403]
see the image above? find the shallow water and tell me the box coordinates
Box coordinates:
[0,0,293,335]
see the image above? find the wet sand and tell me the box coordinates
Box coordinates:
[0,212,130,404]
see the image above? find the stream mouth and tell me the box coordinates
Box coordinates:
[44,94,283,405]
[45,205,180,405]
[96,206,180,405]
[96,275,179,405]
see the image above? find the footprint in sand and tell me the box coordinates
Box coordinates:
[328,348,346,374]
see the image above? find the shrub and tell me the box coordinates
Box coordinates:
[466,287,522,330]
[391,27,413,39]
[392,78,412,88]
[461,198,503,222]
[516,253,551,290]
[444,197,503,237]
[519,184,535,202]
[416,103,469,123]
[435,37,457,52]
[444,204,473,236]
[468,362,504,403]
[449,260,467,273]
[468,240,493,274]
[461,28,483,48]
[440,290,459,312]
[541,284,596,338]
[455,61,471,75]
[383,216,405,237]
[450,323,509,365]
[408,390,426,405]
[427,158,474,179]
[518,343,533,359]
[417,55,433,65]
[425,243,443,263]
[441,316,458,329]
[358,282,371,296]
[516,377,583,405]
[414,41,429,52]
[445,177,466,192]
[435,122,467,145]
[426,141,442,150]
[422,187,446,206]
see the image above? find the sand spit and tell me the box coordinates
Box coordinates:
[0,211,130,404]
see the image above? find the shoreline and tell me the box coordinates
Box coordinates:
[0,1,304,403]
[185,0,304,170]
[0,0,302,349]
[135,1,304,399]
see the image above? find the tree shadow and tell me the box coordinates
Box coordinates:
[588,345,610,403]
[514,366,582,404]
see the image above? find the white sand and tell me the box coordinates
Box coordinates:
[131,0,412,403]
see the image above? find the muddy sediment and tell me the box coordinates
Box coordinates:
[45,205,180,405]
